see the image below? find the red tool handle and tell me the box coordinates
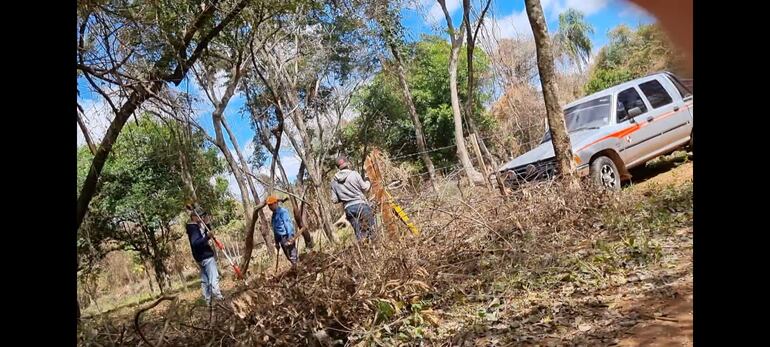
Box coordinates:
[213,237,224,250]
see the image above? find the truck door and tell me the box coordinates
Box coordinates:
[616,86,655,166]
[636,77,692,159]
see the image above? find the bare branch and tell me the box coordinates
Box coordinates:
[77,105,98,155]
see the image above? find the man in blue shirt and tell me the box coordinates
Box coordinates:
[185,209,224,304]
[267,195,298,269]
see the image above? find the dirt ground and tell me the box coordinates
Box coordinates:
[619,155,693,346]
[83,153,694,346]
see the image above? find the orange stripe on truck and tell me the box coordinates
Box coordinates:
[576,104,691,152]
[578,124,640,152]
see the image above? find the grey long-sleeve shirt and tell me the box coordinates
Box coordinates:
[330,169,371,209]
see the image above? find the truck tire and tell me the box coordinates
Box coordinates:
[590,156,621,191]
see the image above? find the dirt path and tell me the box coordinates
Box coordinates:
[619,154,693,346]
[627,152,692,193]
[617,274,693,346]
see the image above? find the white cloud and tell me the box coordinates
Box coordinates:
[541,0,557,12]
[480,0,610,49]
[77,97,113,148]
[257,150,302,183]
[487,9,533,41]
[619,1,650,19]
[280,153,302,180]
[425,0,461,25]
[210,69,245,103]
[243,139,256,159]
[212,70,228,100]
[561,0,609,16]
[405,0,434,10]
[217,137,304,200]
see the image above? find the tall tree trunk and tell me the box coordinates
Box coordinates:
[464,117,498,167]
[144,225,169,292]
[77,107,98,155]
[151,257,168,293]
[524,0,578,186]
[213,114,253,217]
[77,83,161,230]
[76,297,81,323]
[438,0,483,184]
[202,59,261,266]
[281,94,337,243]
[221,116,261,204]
[254,115,314,248]
[449,42,483,184]
[139,255,156,294]
[294,161,315,246]
[250,41,336,243]
[241,202,272,273]
[211,118,261,275]
[76,257,82,323]
[462,0,496,171]
[221,114,276,271]
[385,42,437,189]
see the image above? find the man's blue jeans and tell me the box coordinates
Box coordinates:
[345,203,376,241]
[199,256,224,304]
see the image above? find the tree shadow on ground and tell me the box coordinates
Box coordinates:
[623,151,692,188]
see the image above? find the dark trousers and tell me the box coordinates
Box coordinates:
[276,235,298,265]
[345,203,376,241]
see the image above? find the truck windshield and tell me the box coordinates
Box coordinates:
[542,96,612,143]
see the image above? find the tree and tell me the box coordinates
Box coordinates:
[371,1,438,189]
[245,0,376,243]
[554,9,594,73]
[437,0,484,184]
[524,0,579,186]
[585,23,687,94]
[189,13,277,273]
[76,0,252,231]
[345,36,494,172]
[460,0,499,186]
[77,117,233,292]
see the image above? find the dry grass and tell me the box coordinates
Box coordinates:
[79,161,693,346]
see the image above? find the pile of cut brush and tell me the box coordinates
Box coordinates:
[79,174,692,346]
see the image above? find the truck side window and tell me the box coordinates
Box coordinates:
[616,87,648,122]
[639,80,673,109]
[666,74,692,99]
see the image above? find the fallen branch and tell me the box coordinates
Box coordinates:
[134,296,177,347]
[641,314,680,323]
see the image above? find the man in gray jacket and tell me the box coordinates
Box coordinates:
[330,155,376,240]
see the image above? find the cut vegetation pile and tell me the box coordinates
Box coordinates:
[80,164,693,346]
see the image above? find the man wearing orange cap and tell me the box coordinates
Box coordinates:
[266,195,298,268]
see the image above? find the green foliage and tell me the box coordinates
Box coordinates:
[344,35,494,169]
[554,9,594,70]
[77,116,234,283]
[585,24,687,94]
[583,68,635,94]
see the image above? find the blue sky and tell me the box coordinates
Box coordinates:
[401,0,652,49]
[77,0,653,197]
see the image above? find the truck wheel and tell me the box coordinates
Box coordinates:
[590,156,621,191]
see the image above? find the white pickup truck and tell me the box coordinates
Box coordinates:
[498,72,693,190]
